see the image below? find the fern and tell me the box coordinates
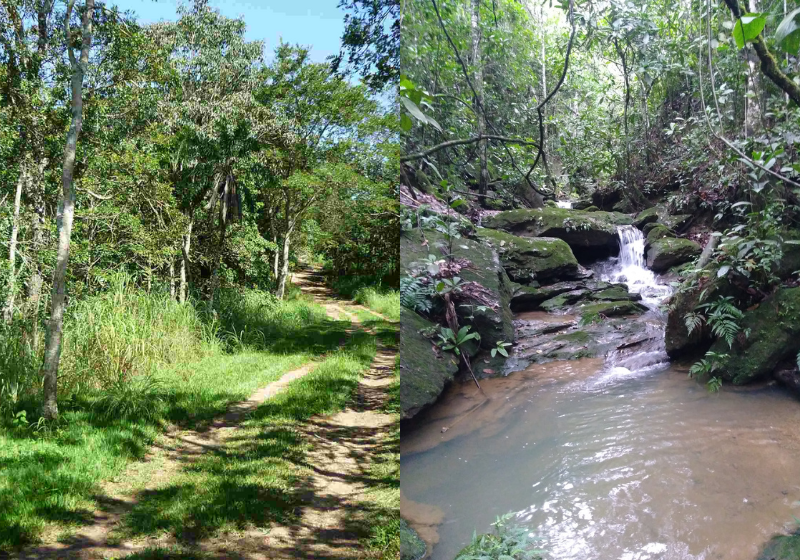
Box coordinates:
[400,276,434,313]
[683,312,704,335]
[696,296,745,349]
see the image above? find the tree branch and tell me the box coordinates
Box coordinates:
[401,135,540,162]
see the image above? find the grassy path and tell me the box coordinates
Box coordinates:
[6,270,398,560]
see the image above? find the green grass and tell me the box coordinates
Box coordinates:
[113,330,379,544]
[0,279,352,550]
[353,287,400,321]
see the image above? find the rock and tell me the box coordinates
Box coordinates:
[661,213,692,232]
[401,229,514,349]
[642,221,663,236]
[646,237,701,272]
[483,207,633,259]
[634,207,659,229]
[475,228,579,284]
[572,200,593,210]
[591,183,624,210]
[612,196,636,214]
[773,362,800,396]
[590,286,642,301]
[645,224,675,245]
[710,287,800,385]
[400,519,428,560]
[755,533,800,560]
[399,307,459,420]
[665,264,739,359]
[575,300,648,318]
[510,281,586,311]
[540,289,591,311]
[584,205,600,212]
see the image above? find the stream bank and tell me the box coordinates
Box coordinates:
[400,185,800,559]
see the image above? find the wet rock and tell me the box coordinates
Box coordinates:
[646,237,701,272]
[483,207,633,258]
[400,307,459,420]
[642,221,664,237]
[540,289,592,311]
[475,228,579,284]
[573,300,648,318]
[583,205,600,212]
[634,207,659,229]
[400,519,428,560]
[402,229,514,349]
[754,531,800,560]
[612,196,636,214]
[590,286,642,302]
[572,199,593,210]
[773,362,800,396]
[710,287,800,385]
[510,281,586,311]
[513,318,576,338]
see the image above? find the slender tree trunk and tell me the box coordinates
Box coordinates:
[4,162,28,323]
[41,0,94,420]
[169,261,175,300]
[26,163,47,336]
[470,0,488,197]
[276,230,292,300]
[180,220,192,304]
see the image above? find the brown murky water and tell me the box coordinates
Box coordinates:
[401,360,800,560]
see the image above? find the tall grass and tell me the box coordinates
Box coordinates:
[353,287,400,321]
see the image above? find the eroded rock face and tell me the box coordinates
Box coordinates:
[646,237,701,272]
[711,287,800,385]
[509,280,639,312]
[483,207,633,258]
[400,307,459,420]
[475,228,579,284]
[401,229,514,349]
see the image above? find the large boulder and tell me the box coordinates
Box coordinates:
[483,207,633,259]
[645,224,675,245]
[710,287,800,385]
[510,280,586,311]
[634,207,659,229]
[475,228,579,284]
[646,237,701,272]
[399,308,459,420]
[401,229,514,349]
[591,183,624,210]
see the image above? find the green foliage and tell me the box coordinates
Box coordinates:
[400,275,435,313]
[775,7,800,53]
[491,341,512,358]
[437,325,480,356]
[455,513,544,560]
[732,13,766,49]
[353,286,401,321]
[695,296,745,349]
[688,351,727,393]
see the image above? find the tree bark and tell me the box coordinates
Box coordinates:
[179,220,192,304]
[25,160,48,332]
[276,230,292,300]
[3,161,27,323]
[41,0,94,420]
[723,0,800,107]
[169,261,175,300]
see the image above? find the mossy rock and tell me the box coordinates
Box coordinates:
[645,225,675,245]
[591,183,624,210]
[665,263,739,359]
[572,199,593,210]
[540,289,591,311]
[476,228,579,284]
[576,300,647,318]
[401,228,514,350]
[756,533,800,560]
[483,207,633,257]
[590,286,642,301]
[510,281,586,312]
[612,196,636,214]
[646,237,701,272]
[584,205,600,212]
[710,287,800,385]
[399,307,459,420]
[642,221,663,236]
[554,330,591,344]
[400,519,427,560]
[634,207,659,229]
[661,213,692,231]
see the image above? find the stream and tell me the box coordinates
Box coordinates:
[401,227,800,560]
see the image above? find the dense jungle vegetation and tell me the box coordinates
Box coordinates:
[0,0,400,556]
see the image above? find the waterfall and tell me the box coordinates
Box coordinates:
[556,200,573,209]
[593,225,674,375]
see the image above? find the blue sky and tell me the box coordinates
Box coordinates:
[109,0,346,63]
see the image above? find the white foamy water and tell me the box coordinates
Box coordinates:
[556,200,573,209]
[595,225,672,309]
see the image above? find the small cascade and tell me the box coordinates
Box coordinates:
[556,200,573,209]
[593,225,674,376]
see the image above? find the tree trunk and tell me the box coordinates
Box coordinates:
[41,0,94,421]
[25,162,47,340]
[470,0,488,197]
[169,261,175,300]
[276,231,292,300]
[180,220,192,304]
[3,161,27,323]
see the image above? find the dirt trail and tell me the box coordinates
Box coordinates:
[11,270,398,560]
